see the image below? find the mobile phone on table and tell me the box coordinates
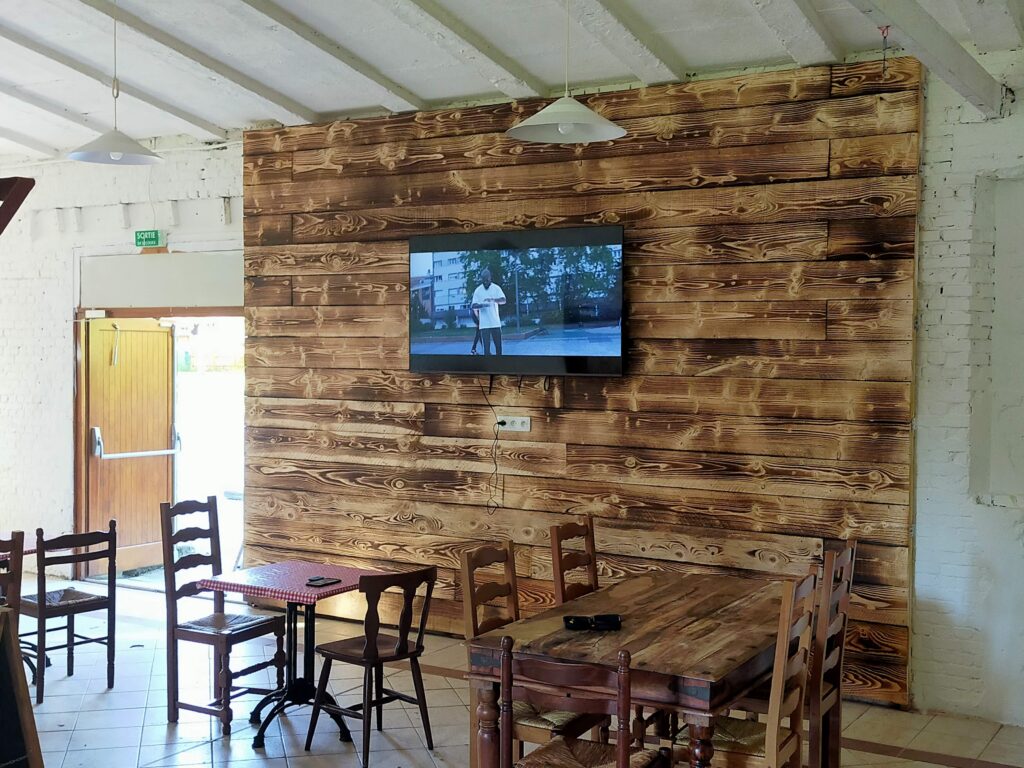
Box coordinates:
[306,576,341,587]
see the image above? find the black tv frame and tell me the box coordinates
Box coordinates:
[408,225,625,377]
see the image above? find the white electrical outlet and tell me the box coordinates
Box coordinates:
[496,415,531,432]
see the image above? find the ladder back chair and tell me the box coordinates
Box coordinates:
[305,566,438,768]
[160,497,285,735]
[0,531,24,623]
[20,522,117,704]
[550,517,599,605]
[673,573,818,768]
[462,543,607,760]
[499,636,670,768]
[808,543,857,768]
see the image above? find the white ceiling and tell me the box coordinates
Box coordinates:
[0,0,1011,159]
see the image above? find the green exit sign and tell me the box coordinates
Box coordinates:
[135,229,165,247]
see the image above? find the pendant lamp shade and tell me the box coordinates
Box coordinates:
[68,129,163,165]
[505,96,626,144]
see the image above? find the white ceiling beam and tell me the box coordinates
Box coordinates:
[955,0,1024,52]
[567,0,682,84]
[847,0,1010,118]
[0,78,110,133]
[0,126,58,156]
[751,0,844,65]
[0,24,228,140]
[74,0,319,124]
[373,0,545,99]
[238,0,425,113]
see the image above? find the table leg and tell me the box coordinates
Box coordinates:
[688,722,715,768]
[475,681,500,768]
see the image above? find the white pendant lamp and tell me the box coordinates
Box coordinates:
[68,12,162,165]
[506,0,625,144]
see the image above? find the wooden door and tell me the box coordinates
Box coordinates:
[85,319,174,572]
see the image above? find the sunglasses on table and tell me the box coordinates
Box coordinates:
[563,614,622,632]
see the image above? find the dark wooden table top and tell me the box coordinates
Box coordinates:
[468,572,785,712]
[199,561,371,605]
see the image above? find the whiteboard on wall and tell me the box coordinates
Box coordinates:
[79,250,243,308]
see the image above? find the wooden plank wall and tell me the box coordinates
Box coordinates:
[242,58,921,707]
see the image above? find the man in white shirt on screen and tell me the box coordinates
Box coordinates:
[471,268,506,356]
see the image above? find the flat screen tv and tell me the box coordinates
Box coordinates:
[409,226,624,377]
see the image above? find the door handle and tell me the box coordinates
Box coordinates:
[90,426,181,460]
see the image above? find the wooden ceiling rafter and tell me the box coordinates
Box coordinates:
[373,0,546,99]
[238,0,426,113]
[0,22,229,140]
[751,0,845,65]
[73,0,320,125]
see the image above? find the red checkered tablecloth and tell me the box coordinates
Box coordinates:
[199,561,373,605]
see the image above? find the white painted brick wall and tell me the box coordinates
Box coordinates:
[916,51,1024,725]
[0,138,242,540]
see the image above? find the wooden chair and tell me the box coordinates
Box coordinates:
[0,531,24,622]
[673,572,817,768]
[305,566,437,768]
[550,517,599,605]
[808,544,857,768]
[160,497,286,735]
[499,635,670,768]
[20,522,117,704]
[462,543,607,759]
[730,544,857,768]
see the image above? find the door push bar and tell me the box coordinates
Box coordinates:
[90,426,181,460]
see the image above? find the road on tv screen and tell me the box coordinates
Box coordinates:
[410,325,620,357]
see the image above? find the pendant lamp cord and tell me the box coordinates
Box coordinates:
[564,0,570,97]
[111,8,119,129]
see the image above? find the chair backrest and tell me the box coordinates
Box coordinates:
[159,497,224,627]
[499,636,633,768]
[360,566,437,661]
[765,572,817,760]
[0,531,25,628]
[35,521,117,607]
[811,543,857,705]
[550,517,599,605]
[461,541,519,639]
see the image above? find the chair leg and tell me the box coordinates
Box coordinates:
[218,650,233,735]
[304,657,331,751]
[167,637,179,723]
[67,615,75,676]
[809,706,823,768]
[362,665,373,767]
[374,661,384,732]
[106,602,115,690]
[35,617,45,704]
[825,703,842,768]
[410,657,433,751]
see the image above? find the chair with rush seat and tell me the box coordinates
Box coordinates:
[0,531,24,622]
[462,542,607,760]
[672,573,818,768]
[306,566,437,768]
[160,497,286,735]
[499,635,670,768]
[550,517,600,605]
[20,522,117,704]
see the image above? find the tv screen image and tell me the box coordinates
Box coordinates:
[408,226,624,376]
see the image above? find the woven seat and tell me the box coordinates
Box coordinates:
[517,737,663,768]
[22,587,105,609]
[512,701,589,732]
[675,717,768,758]
[178,613,279,635]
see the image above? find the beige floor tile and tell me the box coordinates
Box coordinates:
[211,734,284,765]
[33,695,86,714]
[844,707,933,747]
[34,713,78,732]
[76,707,147,730]
[993,725,1024,747]
[840,749,906,766]
[141,722,213,746]
[137,742,214,767]
[918,713,1001,742]
[416,723,471,748]
[843,702,871,728]
[68,726,143,751]
[38,730,73,753]
[431,745,471,767]
[980,740,1024,767]
[61,746,140,768]
[286,754,363,768]
[368,748,438,768]
[906,728,992,759]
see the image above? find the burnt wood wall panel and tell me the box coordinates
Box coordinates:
[243,58,921,707]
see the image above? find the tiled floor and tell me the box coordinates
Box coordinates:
[21,580,1024,768]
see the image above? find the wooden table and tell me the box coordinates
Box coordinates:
[200,560,373,748]
[467,572,786,768]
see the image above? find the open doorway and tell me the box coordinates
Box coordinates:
[78,314,244,590]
